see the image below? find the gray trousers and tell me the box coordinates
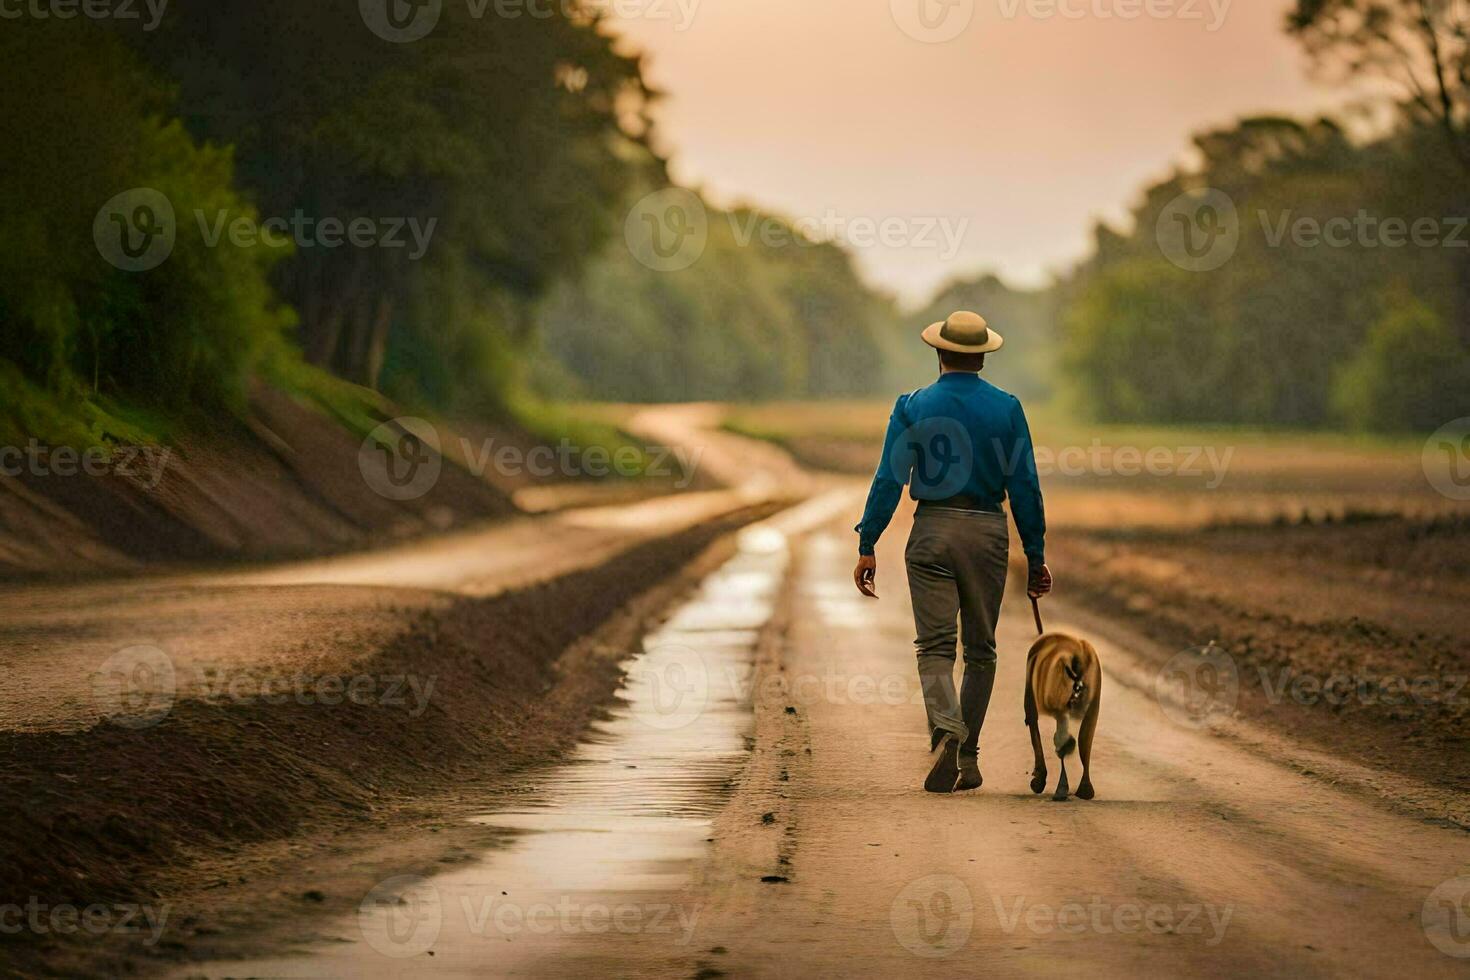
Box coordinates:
[905,507,1009,750]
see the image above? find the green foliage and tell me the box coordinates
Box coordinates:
[532,188,902,402]
[1331,291,1470,432]
[0,21,290,432]
[1057,116,1470,432]
[133,0,653,405]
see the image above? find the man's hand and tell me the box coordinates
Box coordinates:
[1027,562,1053,599]
[853,555,878,598]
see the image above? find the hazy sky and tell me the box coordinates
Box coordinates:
[609,0,1347,305]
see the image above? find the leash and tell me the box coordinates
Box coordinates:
[1030,595,1045,636]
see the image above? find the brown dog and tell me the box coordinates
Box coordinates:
[1024,633,1101,802]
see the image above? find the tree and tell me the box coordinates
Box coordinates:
[133,0,652,405]
[1331,290,1470,430]
[0,21,290,423]
[1288,0,1470,171]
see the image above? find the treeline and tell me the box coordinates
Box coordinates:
[2,3,653,440]
[1057,117,1470,431]
[532,198,908,401]
[1056,0,1470,432]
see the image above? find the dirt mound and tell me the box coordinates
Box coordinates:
[0,384,515,579]
[0,504,773,974]
[1053,514,1470,795]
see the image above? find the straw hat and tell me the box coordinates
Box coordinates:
[921,310,1004,354]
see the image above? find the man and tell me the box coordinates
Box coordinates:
[852,310,1051,794]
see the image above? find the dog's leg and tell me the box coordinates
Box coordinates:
[1053,757,1070,802]
[1076,688,1100,801]
[1051,715,1074,801]
[1025,667,1046,795]
[1053,713,1076,759]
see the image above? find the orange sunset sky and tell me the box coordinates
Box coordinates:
[610,0,1351,304]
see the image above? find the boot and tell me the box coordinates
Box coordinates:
[955,665,996,790]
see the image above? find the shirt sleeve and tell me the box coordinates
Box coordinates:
[853,394,911,556]
[1003,397,1047,565]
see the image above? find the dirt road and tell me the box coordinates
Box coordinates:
[7,409,1468,977]
[688,511,1470,977]
[147,500,1470,979]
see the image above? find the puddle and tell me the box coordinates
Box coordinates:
[174,523,790,978]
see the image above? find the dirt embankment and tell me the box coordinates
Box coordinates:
[1052,513,1470,794]
[0,384,516,579]
[0,503,777,977]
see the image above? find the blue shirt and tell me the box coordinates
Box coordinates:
[854,372,1046,563]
